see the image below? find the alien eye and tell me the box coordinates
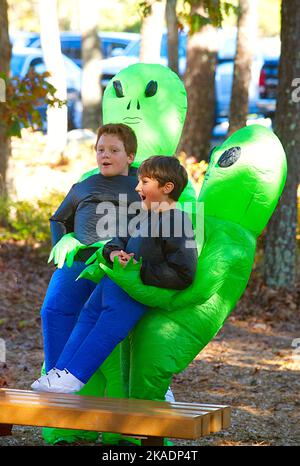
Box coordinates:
[113,80,124,98]
[217,146,241,168]
[145,80,158,97]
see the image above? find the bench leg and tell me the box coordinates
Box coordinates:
[141,436,164,446]
[0,424,13,436]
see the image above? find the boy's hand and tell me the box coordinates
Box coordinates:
[120,251,137,265]
[109,250,123,262]
[110,250,136,267]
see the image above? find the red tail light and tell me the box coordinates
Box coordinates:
[259,68,266,97]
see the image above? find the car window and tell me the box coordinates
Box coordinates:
[10,55,26,76]
[29,38,41,48]
[61,39,81,60]
[26,35,40,47]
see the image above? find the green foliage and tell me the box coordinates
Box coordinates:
[180,0,237,33]
[138,1,153,17]
[0,192,64,244]
[0,70,66,138]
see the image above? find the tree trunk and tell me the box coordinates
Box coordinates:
[79,0,102,132]
[179,4,218,161]
[0,0,11,200]
[39,0,68,160]
[140,0,166,63]
[263,0,300,290]
[166,0,178,74]
[228,0,257,135]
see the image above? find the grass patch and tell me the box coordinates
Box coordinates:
[0,192,64,245]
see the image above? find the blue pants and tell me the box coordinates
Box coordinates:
[54,276,147,384]
[41,262,97,372]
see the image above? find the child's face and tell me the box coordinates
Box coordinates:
[96,133,134,177]
[135,176,174,210]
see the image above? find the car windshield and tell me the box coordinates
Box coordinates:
[124,33,187,59]
[10,55,26,76]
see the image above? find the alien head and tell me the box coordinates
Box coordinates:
[199,124,287,236]
[103,63,187,166]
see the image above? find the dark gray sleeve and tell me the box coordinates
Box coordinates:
[140,234,198,290]
[49,185,76,246]
[140,211,198,290]
[102,236,129,263]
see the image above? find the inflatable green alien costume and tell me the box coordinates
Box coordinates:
[100,123,287,403]
[42,64,193,445]
[43,63,287,444]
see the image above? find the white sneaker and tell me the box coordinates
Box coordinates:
[31,367,59,391]
[32,369,84,394]
[165,386,175,402]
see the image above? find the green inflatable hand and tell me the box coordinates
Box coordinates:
[77,247,107,284]
[48,233,84,269]
[76,263,105,284]
[84,242,107,266]
[100,257,179,309]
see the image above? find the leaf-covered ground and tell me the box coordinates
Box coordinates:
[0,241,299,446]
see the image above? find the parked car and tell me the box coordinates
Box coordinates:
[99,28,263,121]
[30,31,140,68]
[10,30,40,48]
[100,30,187,88]
[254,38,281,119]
[257,58,279,118]
[11,47,82,130]
[215,59,264,120]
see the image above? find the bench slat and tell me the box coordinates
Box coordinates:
[0,389,230,440]
[0,390,226,417]
[0,404,202,439]
[0,389,226,411]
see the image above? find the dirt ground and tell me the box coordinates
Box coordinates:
[0,241,299,446]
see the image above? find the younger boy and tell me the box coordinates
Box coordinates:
[32,156,198,393]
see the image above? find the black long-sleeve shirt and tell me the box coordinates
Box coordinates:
[103,208,198,290]
[50,170,140,261]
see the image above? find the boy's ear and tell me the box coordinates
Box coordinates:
[163,182,175,195]
[128,153,135,165]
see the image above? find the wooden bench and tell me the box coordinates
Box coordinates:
[0,389,231,446]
